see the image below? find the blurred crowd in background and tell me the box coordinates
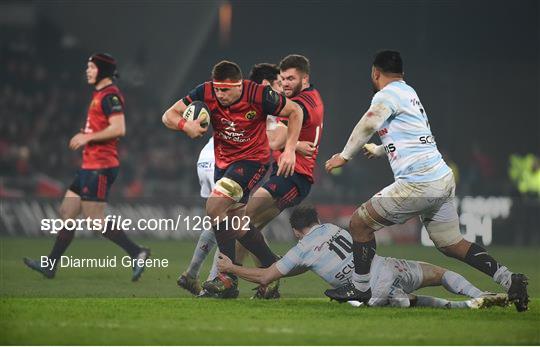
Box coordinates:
[1,11,538,203]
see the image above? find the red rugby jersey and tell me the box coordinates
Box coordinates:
[81,84,124,169]
[183,80,286,169]
[272,86,324,182]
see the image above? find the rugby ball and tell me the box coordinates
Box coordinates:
[183,101,210,128]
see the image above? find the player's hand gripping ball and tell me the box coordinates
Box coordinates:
[183,101,210,128]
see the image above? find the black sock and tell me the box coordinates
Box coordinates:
[352,238,376,275]
[237,224,277,268]
[464,243,502,277]
[102,222,141,258]
[48,228,75,263]
[213,220,237,279]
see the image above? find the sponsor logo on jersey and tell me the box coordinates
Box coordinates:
[334,262,355,281]
[245,110,257,120]
[378,128,388,136]
[419,135,436,144]
[219,118,250,142]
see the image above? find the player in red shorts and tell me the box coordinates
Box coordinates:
[227,54,325,298]
[162,60,303,297]
[23,53,150,281]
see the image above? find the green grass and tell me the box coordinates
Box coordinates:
[1,237,539,345]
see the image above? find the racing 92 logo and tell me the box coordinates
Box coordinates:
[383,143,396,153]
[419,135,436,144]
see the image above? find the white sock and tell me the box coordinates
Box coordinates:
[448,300,472,309]
[186,229,216,278]
[352,272,371,292]
[493,266,513,291]
[207,249,220,281]
[414,295,451,308]
[442,270,484,298]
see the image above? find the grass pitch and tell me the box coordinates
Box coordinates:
[1,237,539,345]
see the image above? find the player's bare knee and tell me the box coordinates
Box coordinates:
[59,190,81,220]
[419,262,446,285]
[437,239,469,260]
[205,198,223,220]
[209,178,243,217]
[349,213,369,237]
[59,204,73,220]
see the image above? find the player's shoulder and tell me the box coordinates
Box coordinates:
[293,85,323,107]
[101,83,122,95]
[98,85,123,104]
[372,83,406,108]
[381,80,414,97]
[242,79,267,104]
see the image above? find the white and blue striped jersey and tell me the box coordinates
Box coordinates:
[372,80,450,182]
[275,223,384,288]
[197,137,215,198]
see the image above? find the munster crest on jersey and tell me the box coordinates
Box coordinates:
[245,110,256,120]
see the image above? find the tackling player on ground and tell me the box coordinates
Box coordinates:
[162,60,303,298]
[324,50,528,311]
[24,53,150,281]
[217,206,509,309]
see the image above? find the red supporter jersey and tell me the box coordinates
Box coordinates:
[183,80,286,169]
[81,84,124,169]
[273,86,324,182]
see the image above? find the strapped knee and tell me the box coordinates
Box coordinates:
[213,177,243,202]
[424,219,463,248]
[356,203,386,231]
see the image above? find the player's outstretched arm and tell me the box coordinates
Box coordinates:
[217,253,283,286]
[162,99,206,138]
[69,114,125,150]
[276,99,303,177]
[325,103,391,172]
[340,103,391,161]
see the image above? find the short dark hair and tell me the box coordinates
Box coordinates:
[373,50,403,74]
[249,63,280,84]
[212,60,242,81]
[289,205,319,230]
[279,54,310,74]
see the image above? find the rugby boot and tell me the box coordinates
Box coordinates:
[251,279,281,299]
[202,273,239,299]
[507,273,529,312]
[325,283,371,303]
[132,247,151,282]
[177,272,202,296]
[23,257,56,279]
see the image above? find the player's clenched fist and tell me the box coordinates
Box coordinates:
[182,118,208,139]
[296,141,316,158]
[362,143,385,159]
[325,153,348,173]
